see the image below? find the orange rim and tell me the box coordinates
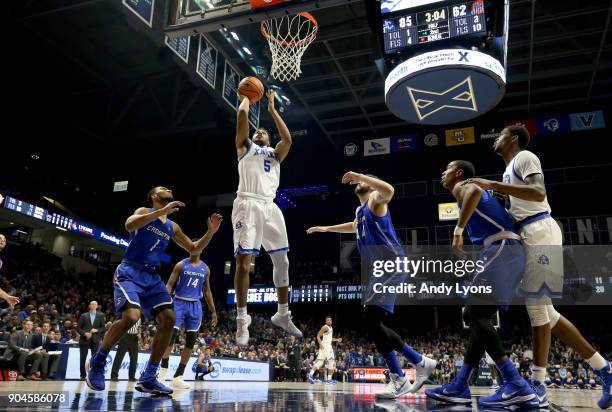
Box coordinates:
[260,12,318,47]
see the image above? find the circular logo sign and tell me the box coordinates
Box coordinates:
[385,49,506,125]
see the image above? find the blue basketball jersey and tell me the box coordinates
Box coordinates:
[461,190,516,245]
[123,209,174,267]
[174,258,209,300]
[356,203,404,260]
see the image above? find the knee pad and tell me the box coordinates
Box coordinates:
[546,305,561,328]
[526,304,551,327]
[270,252,289,288]
[185,331,198,349]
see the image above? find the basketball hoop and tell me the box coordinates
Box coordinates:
[260,12,318,82]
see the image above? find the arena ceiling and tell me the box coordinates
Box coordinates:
[5,0,612,153]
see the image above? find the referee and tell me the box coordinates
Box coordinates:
[111,319,140,381]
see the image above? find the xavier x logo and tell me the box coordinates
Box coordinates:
[407,76,478,121]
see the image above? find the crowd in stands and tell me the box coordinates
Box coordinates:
[0,239,609,389]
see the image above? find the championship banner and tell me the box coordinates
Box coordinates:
[196,35,218,89]
[353,368,416,382]
[445,127,475,146]
[536,114,571,135]
[364,137,390,156]
[570,111,606,131]
[122,0,154,27]
[165,36,191,64]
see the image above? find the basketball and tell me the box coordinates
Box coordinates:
[238,77,264,103]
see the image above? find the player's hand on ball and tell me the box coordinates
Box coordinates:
[161,200,185,215]
[306,226,327,234]
[267,90,276,113]
[238,94,249,103]
[463,178,495,190]
[207,213,223,233]
[341,171,362,185]
[211,312,218,327]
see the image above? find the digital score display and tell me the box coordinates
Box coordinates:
[3,196,46,221]
[290,284,332,303]
[226,284,362,304]
[382,0,486,53]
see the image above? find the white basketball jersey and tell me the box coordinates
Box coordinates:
[237,142,280,202]
[503,150,552,222]
[321,325,333,347]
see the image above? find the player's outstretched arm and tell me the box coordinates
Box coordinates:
[125,201,184,232]
[464,174,546,202]
[203,274,217,327]
[0,288,19,308]
[268,90,292,162]
[166,261,183,293]
[342,172,395,204]
[236,95,250,159]
[172,213,223,254]
[306,221,356,234]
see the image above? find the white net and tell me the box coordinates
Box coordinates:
[261,12,318,82]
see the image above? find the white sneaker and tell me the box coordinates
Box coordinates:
[170,376,191,390]
[271,311,303,338]
[236,315,252,346]
[375,373,413,399]
[157,367,169,382]
[409,356,437,393]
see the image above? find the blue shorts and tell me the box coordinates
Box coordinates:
[113,261,173,320]
[471,238,526,304]
[174,298,202,332]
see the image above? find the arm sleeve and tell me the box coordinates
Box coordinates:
[514,151,543,180]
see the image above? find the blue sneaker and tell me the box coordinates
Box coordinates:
[594,361,612,409]
[426,380,472,405]
[85,352,108,391]
[529,380,549,408]
[478,379,537,408]
[136,362,173,396]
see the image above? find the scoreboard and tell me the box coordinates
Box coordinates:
[382,0,486,53]
[226,284,363,304]
[3,196,46,221]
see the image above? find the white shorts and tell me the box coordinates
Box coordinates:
[232,196,289,256]
[316,346,335,361]
[519,217,564,300]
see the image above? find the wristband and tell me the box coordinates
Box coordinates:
[454,226,464,236]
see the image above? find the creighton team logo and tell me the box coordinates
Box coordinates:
[407,77,477,122]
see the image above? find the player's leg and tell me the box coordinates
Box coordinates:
[161,299,186,380]
[363,306,412,399]
[87,264,143,391]
[325,359,336,384]
[464,305,536,408]
[549,307,611,409]
[264,203,302,337]
[427,305,490,405]
[159,328,178,382]
[308,358,325,383]
[171,301,201,389]
[135,277,175,395]
[232,198,263,345]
